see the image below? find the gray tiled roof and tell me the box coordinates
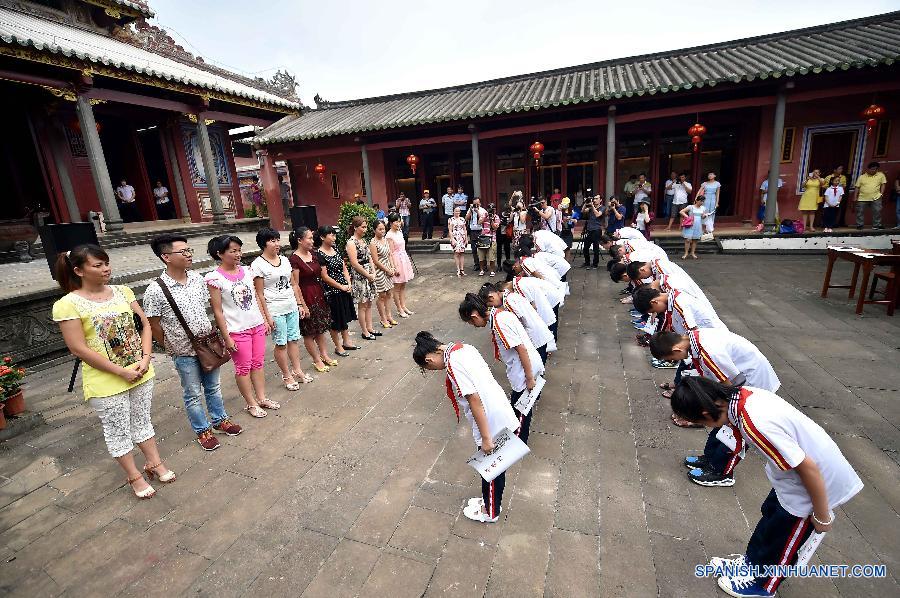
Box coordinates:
[259,11,900,144]
[0,7,299,109]
[103,0,154,18]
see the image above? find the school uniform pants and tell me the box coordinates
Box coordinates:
[537,344,548,365]
[509,389,533,445]
[823,205,840,228]
[481,472,505,519]
[746,489,815,595]
[702,427,742,476]
[551,304,560,341]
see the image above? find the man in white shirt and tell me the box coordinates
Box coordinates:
[667,173,692,231]
[419,190,436,239]
[460,294,543,446]
[115,178,139,222]
[650,328,780,488]
[537,198,556,231]
[441,186,455,238]
[757,172,784,229]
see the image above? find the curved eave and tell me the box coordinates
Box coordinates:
[0,33,299,112]
[255,57,896,145]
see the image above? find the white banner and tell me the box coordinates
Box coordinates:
[467,427,531,482]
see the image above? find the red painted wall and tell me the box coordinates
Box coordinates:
[287,151,367,226]
[756,93,900,226]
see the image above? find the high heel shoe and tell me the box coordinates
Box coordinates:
[372,330,383,337]
[389,318,399,326]
[292,370,314,384]
[281,374,300,391]
[325,358,339,366]
[313,362,330,372]
[403,309,415,315]
[399,312,410,318]
[381,321,392,329]
[144,462,176,483]
[127,473,155,499]
[361,333,376,341]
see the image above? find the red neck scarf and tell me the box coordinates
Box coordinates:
[443,343,464,422]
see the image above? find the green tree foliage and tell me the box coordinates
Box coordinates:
[336,202,378,257]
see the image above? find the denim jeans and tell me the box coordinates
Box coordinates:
[173,355,228,433]
[401,215,410,239]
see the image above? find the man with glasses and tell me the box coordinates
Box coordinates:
[143,234,242,451]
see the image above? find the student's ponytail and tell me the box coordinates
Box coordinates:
[458,293,488,322]
[54,244,110,292]
[670,377,740,425]
[412,331,442,367]
[477,282,501,303]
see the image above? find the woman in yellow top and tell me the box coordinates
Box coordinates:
[52,244,174,499]
[798,169,822,232]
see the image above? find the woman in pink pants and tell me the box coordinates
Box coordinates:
[206,235,279,418]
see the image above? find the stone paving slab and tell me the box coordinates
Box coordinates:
[0,254,898,597]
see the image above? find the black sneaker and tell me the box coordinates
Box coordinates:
[684,455,710,470]
[688,467,734,487]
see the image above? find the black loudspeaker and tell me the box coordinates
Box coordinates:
[289,205,318,231]
[39,223,100,280]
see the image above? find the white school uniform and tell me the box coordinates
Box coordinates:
[619,239,668,262]
[512,276,562,326]
[534,251,571,279]
[503,290,556,352]
[521,256,568,298]
[445,343,519,446]
[666,289,726,334]
[489,307,544,393]
[728,387,863,518]
[532,229,567,257]
[616,226,645,241]
[652,261,714,314]
[688,328,780,392]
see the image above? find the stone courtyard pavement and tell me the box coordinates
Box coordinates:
[0,253,897,597]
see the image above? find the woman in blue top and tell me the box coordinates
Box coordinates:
[698,172,721,233]
[680,196,708,260]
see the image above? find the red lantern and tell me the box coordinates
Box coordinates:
[688,123,706,152]
[529,141,545,166]
[406,153,420,175]
[862,104,885,132]
[314,162,326,183]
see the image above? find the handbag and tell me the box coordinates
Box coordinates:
[477,234,494,249]
[155,277,231,373]
[681,214,694,228]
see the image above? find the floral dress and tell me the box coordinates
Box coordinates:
[316,248,357,331]
[371,238,395,293]
[289,252,331,337]
[349,237,376,304]
[448,216,468,253]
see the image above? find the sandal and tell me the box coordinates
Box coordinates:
[362,334,376,341]
[127,473,155,499]
[335,350,350,357]
[258,398,281,410]
[325,358,339,367]
[292,371,314,384]
[313,363,330,373]
[661,389,674,399]
[659,383,675,391]
[399,312,410,318]
[344,345,360,350]
[403,309,415,315]
[281,375,300,391]
[389,319,399,326]
[144,462,176,483]
[671,413,703,428]
[245,405,268,418]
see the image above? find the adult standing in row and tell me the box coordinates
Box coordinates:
[419,190,436,240]
[346,216,379,340]
[666,174,692,231]
[251,228,311,390]
[476,205,500,277]
[662,171,677,220]
[387,213,416,317]
[448,206,469,277]
[153,180,176,220]
[496,203,513,263]
[370,220,397,328]
[442,186,455,238]
[315,226,359,356]
[290,227,339,372]
[633,174,651,213]
[53,245,171,498]
[206,235,278,418]
[116,178,140,222]
[145,235,242,452]
[581,195,605,270]
[623,175,638,220]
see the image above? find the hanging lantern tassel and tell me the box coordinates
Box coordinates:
[529,141,545,167]
[688,123,707,153]
[406,153,419,175]
[862,104,885,132]
[314,162,326,183]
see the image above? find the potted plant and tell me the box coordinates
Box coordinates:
[0,355,26,417]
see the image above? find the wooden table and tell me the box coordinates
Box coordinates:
[820,247,900,315]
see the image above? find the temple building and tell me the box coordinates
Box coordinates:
[0,0,300,252]
[257,11,900,230]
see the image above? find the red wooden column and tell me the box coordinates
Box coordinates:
[258,149,285,230]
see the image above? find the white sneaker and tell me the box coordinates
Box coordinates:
[466,497,483,508]
[710,554,747,570]
[463,502,500,523]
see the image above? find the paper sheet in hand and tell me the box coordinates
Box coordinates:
[795,531,826,567]
[514,376,545,416]
[467,428,530,482]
